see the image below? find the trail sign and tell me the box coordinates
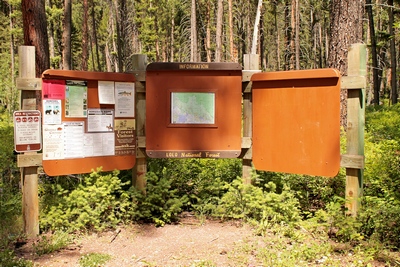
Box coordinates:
[13,110,42,152]
[41,70,136,176]
[146,62,242,158]
[251,68,341,177]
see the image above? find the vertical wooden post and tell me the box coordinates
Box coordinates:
[18,46,39,238]
[345,43,366,216]
[242,54,260,184]
[132,54,147,193]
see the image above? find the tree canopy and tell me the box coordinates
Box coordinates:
[2,0,400,110]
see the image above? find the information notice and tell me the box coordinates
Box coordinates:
[13,110,42,152]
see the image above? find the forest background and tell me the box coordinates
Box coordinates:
[2,0,400,266]
[1,0,396,110]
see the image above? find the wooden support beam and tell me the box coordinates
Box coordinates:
[340,154,364,169]
[16,78,42,90]
[132,54,147,193]
[17,154,42,167]
[341,76,367,90]
[345,43,366,217]
[18,46,39,238]
[242,54,259,184]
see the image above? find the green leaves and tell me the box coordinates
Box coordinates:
[40,169,136,231]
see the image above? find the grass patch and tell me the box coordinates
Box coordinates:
[33,231,72,256]
[0,249,33,267]
[79,252,112,267]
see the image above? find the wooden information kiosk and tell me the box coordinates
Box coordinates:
[41,70,136,176]
[251,68,341,177]
[146,62,242,158]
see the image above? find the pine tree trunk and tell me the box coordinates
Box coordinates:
[251,0,262,54]
[289,0,295,69]
[284,0,290,70]
[62,0,72,70]
[215,0,223,62]
[90,0,101,71]
[21,0,50,76]
[328,0,364,126]
[228,0,234,61]
[274,2,280,70]
[190,0,198,62]
[82,0,89,71]
[205,0,211,62]
[366,0,380,104]
[388,0,397,104]
[295,0,300,70]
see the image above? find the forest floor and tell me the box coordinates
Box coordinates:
[15,213,397,267]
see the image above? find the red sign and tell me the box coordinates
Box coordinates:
[13,110,42,152]
[251,69,341,177]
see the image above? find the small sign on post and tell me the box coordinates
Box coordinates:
[13,110,42,152]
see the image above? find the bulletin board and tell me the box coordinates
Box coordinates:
[146,62,242,158]
[251,68,341,177]
[41,70,136,176]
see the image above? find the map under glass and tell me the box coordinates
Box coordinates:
[171,92,215,124]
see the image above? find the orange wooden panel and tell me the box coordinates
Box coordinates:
[146,63,242,158]
[251,69,341,177]
[41,70,136,176]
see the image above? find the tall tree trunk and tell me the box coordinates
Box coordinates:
[328,0,364,127]
[90,0,101,71]
[295,0,300,69]
[274,2,280,70]
[205,0,211,62]
[190,0,198,62]
[21,0,50,113]
[366,0,380,105]
[82,0,89,71]
[388,0,397,104]
[215,0,223,61]
[62,0,72,70]
[21,0,50,76]
[289,0,295,69]
[228,0,234,61]
[9,2,15,112]
[114,0,125,72]
[251,0,263,54]
[284,0,290,70]
[46,0,56,69]
[170,5,175,62]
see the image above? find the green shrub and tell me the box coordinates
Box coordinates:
[0,249,33,267]
[214,177,301,228]
[0,111,17,178]
[40,169,136,231]
[359,104,400,248]
[0,181,23,247]
[359,196,400,248]
[148,158,241,214]
[365,104,400,142]
[134,172,188,226]
[256,171,345,216]
[0,112,23,248]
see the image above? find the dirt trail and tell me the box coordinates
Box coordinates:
[17,215,263,267]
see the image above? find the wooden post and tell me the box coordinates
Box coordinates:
[341,43,366,216]
[132,54,147,193]
[242,54,260,184]
[17,46,40,238]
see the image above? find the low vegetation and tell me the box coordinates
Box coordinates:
[2,105,400,266]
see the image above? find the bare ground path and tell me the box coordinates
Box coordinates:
[17,214,264,267]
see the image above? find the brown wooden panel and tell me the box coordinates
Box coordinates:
[41,70,136,176]
[251,68,341,177]
[146,63,242,158]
